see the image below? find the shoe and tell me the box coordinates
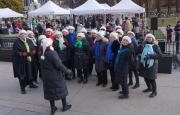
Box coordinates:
[110,86,113,89]
[29,84,38,88]
[62,104,72,112]
[102,84,107,87]
[142,88,152,93]
[149,92,157,98]
[78,79,83,84]
[83,78,88,84]
[96,83,101,86]
[119,91,123,94]
[118,95,129,99]
[128,82,133,86]
[132,84,140,89]
[21,90,26,94]
[51,106,57,115]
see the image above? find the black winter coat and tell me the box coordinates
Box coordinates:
[53,38,68,63]
[114,45,133,85]
[95,39,108,72]
[12,38,34,83]
[139,44,162,80]
[74,39,91,70]
[40,50,69,101]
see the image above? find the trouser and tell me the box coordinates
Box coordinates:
[18,78,33,91]
[49,97,67,110]
[77,68,88,80]
[97,70,107,85]
[109,66,119,89]
[129,67,139,85]
[32,60,38,82]
[88,59,94,75]
[121,84,129,96]
[144,78,157,93]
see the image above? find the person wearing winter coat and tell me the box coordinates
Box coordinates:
[127,31,140,89]
[139,33,162,98]
[53,31,68,66]
[95,31,108,87]
[86,29,98,75]
[106,32,120,91]
[40,38,72,115]
[114,36,134,99]
[12,30,38,94]
[27,30,39,83]
[74,33,91,83]
[66,26,77,79]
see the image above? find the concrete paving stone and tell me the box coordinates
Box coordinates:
[0,62,180,115]
[7,108,26,115]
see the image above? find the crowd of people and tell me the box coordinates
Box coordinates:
[12,23,162,115]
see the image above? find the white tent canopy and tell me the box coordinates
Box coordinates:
[71,0,108,15]
[101,3,111,9]
[28,1,70,16]
[0,8,24,18]
[109,0,145,14]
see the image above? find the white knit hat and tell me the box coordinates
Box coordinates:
[115,26,122,30]
[54,30,62,36]
[145,33,155,41]
[18,30,27,36]
[46,28,53,33]
[91,29,98,34]
[27,30,34,35]
[97,31,105,38]
[67,26,75,30]
[116,29,124,35]
[122,36,132,44]
[77,32,85,38]
[127,31,135,37]
[62,29,69,33]
[80,28,87,34]
[38,35,46,41]
[110,32,118,40]
[41,38,53,60]
[100,26,106,31]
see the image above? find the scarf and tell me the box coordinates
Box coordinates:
[140,44,155,68]
[20,38,31,62]
[69,32,76,45]
[74,39,83,48]
[114,47,128,71]
[95,41,101,61]
[106,41,113,64]
[56,37,66,50]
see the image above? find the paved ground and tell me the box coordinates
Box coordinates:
[0,61,180,115]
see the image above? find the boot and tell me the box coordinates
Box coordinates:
[78,78,83,83]
[128,81,133,86]
[62,104,72,112]
[21,89,26,94]
[83,76,88,84]
[29,84,38,88]
[132,83,140,89]
[51,106,57,115]
[149,92,157,98]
